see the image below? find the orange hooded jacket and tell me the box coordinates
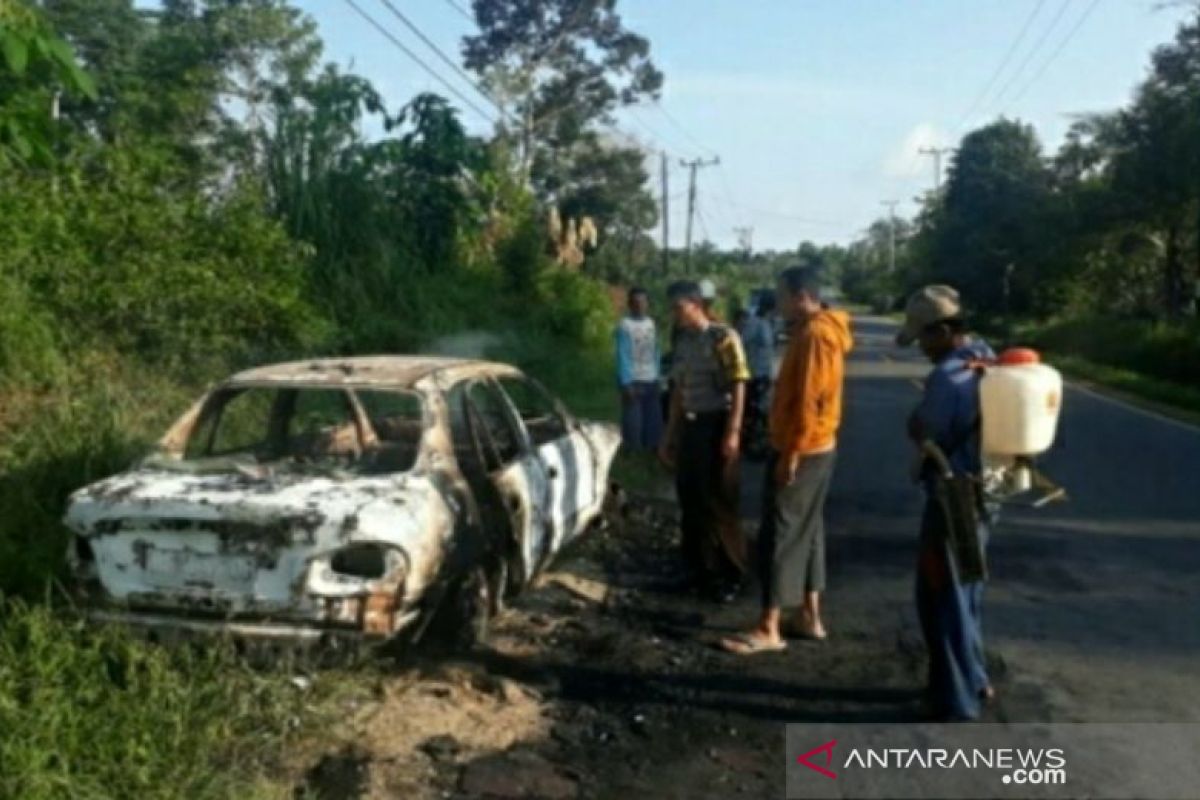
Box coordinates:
[769,308,854,456]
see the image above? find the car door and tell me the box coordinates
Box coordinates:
[494,375,596,553]
[447,378,553,587]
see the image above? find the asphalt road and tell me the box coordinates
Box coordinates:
[825,314,1200,723]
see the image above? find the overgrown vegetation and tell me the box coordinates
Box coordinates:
[0,0,658,794]
[0,601,327,800]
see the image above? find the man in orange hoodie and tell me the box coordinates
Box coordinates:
[723,266,853,654]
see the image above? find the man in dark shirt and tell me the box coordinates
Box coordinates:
[899,285,996,721]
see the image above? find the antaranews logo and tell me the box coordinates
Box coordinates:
[793,738,1067,789]
[788,723,1200,800]
[796,740,839,780]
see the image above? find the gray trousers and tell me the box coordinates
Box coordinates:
[758,451,836,609]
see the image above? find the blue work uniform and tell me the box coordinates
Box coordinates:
[912,338,995,721]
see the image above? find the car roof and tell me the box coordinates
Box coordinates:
[226,356,507,388]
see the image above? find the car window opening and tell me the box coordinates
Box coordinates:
[181,386,426,475]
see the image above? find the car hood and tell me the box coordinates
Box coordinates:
[67,468,411,537]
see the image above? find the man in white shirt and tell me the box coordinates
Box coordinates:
[616,287,663,451]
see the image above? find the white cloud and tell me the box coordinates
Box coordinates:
[883,123,952,179]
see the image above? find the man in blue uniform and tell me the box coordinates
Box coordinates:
[897,285,996,721]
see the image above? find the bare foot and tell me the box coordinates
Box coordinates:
[719,631,788,655]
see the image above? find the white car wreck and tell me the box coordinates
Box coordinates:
[64,357,621,650]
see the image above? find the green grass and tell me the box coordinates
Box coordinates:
[0,600,337,800]
[974,314,1200,419]
[1042,354,1200,421]
[1023,315,1200,388]
[991,315,1200,421]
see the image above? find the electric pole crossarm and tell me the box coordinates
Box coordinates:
[918,147,956,194]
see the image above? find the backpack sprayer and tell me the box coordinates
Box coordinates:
[918,347,1067,582]
[917,347,1067,507]
[978,348,1067,507]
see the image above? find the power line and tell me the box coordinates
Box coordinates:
[375,0,507,120]
[956,0,1050,129]
[442,0,474,23]
[621,109,675,155]
[1007,0,1103,106]
[705,194,843,228]
[625,105,703,158]
[990,0,1077,109]
[650,102,719,158]
[716,163,750,229]
[343,0,497,125]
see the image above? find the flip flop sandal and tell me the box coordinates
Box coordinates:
[719,633,789,655]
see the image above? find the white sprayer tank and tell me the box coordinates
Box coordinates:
[980,348,1063,459]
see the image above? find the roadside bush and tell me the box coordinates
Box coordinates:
[0,353,194,599]
[532,268,616,352]
[0,154,326,373]
[0,273,61,387]
[1029,315,1200,388]
[0,600,310,800]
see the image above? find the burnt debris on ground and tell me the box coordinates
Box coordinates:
[287,489,994,800]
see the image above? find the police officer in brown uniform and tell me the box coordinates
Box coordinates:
[659,281,751,601]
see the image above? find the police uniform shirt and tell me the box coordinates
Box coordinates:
[672,324,751,414]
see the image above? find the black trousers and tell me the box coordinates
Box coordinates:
[758,450,836,608]
[675,411,746,585]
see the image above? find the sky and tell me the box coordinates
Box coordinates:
[292,0,1192,250]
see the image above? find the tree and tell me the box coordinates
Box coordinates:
[461,0,663,246]
[41,0,321,179]
[463,0,663,177]
[545,130,656,238]
[0,0,95,164]
[928,119,1053,314]
[1108,13,1200,317]
[1045,10,1200,318]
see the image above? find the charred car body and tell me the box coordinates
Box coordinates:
[64,357,621,649]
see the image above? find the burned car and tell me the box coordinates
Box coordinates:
[64,357,621,649]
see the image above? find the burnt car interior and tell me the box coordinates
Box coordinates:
[182,386,426,474]
[445,380,526,557]
[495,376,569,447]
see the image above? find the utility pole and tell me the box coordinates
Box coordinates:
[918,147,955,194]
[882,200,899,274]
[680,156,720,273]
[660,151,670,275]
[733,226,754,260]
